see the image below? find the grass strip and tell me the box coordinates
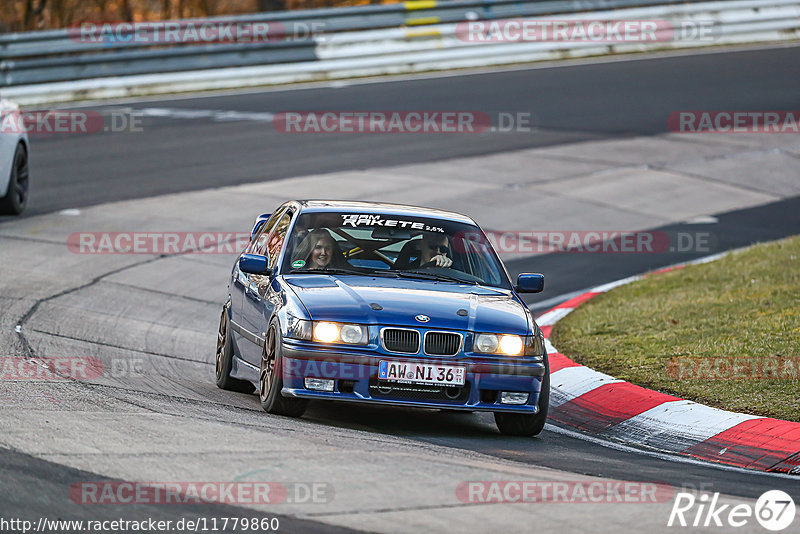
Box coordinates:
[550,235,800,421]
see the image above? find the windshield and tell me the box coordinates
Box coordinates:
[281,211,511,289]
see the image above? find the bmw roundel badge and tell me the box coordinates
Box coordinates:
[415,314,430,322]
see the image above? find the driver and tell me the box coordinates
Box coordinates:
[411,233,453,268]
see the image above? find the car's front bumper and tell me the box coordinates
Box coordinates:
[280,342,546,413]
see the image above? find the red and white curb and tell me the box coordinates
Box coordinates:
[539,253,800,474]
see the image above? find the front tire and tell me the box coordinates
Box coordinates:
[259,320,308,417]
[494,353,550,437]
[0,143,29,215]
[215,305,255,393]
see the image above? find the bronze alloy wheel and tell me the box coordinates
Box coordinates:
[214,305,254,394]
[259,328,277,404]
[215,309,227,382]
[258,321,307,417]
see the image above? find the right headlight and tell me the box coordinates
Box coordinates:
[473,333,543,360]
[474,334,523,356]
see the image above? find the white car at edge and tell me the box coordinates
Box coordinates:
[0,95,30,215]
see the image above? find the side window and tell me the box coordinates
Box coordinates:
[248,209,284,255]
[464,237,502,286]
[266,212,293,269]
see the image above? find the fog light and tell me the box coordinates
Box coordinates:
[305,378,334,392]
[500,392,529,405]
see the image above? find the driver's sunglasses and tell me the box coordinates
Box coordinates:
[427,243,449,253]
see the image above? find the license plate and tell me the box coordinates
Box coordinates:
[378,360,465,386]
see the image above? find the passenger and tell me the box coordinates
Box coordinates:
[291,229,344,270]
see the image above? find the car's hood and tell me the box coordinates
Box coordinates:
[284,275,530,334]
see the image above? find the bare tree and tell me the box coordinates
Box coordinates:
[257,0,286,12]
[23,0,47,30]
[119,0,134,21]
[8,0,309,32]
[197,0,215,16]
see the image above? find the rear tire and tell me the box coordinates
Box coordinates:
[259,320,308,417]
[215,305,255,393]
[494,353,549,437]
[0,143,29,215]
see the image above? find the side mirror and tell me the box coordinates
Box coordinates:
[239,253,273,276]
[250,212,272,241]
[516,273,544,293]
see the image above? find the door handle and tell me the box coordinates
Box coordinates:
[246,282,261,301]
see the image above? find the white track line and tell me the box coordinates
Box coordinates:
[138,107,276,121]
[536,307,573,326]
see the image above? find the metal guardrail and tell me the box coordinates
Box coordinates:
[1,0,798,101]
[0,0,737,86]
[0,0,690,53]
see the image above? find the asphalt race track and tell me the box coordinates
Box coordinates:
[23,44,800,216]
[1,44,799,533]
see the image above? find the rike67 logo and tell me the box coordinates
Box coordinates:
[668,490,795,531]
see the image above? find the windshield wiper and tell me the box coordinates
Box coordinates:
[290,267,397,277]
[290,267,366,275]
[289,267,479,284]
[395,270,479,285]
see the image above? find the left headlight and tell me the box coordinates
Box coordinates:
[313,321,368,345]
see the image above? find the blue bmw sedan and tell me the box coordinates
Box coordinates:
[216,200,549,436]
